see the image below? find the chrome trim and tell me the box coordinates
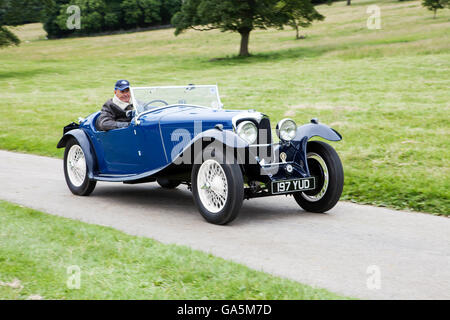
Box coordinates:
[236,120,258,145]
[249,143,277,147]
[276,118,297,141]
[231,112,267,130]
[260,161,295,167]
[158,117,169,163]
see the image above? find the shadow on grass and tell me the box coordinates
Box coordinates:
[207,45,332,66]
[0,67,62,80]
[205,31,434,66]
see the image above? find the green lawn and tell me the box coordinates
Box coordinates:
[0,0,449,215]
[0,200,346,299]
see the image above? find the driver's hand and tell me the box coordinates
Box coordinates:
[126,110,133,119]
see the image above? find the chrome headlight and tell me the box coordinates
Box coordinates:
[276,118,297,141]
[236,120,258,144]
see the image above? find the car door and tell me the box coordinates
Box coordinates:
[95,124,143,174]
[135,112,169,172]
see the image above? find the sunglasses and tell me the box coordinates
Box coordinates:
[117,88,130,93]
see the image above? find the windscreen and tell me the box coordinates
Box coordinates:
[131,85,222,114]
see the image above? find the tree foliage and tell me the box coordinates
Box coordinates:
[276,0,324,39]
[0,25,19,47]
[43,0,181,38]
[121,0,162,26]
[0,0,44,26]
[422,0,449,18]
[0,0,21,47]
[172,0,322,56]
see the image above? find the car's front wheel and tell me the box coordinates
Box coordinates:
[293,141,343,213]
[191,151,244,225]
[64,137,96,196]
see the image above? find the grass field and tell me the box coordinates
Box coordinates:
[0,200,346,299]
[0,0,449,215]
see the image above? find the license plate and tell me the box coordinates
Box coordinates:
[271,177,315,194]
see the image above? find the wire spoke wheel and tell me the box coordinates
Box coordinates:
[197,159,228,213]
[63,137,96,196]
[67,145,86,187]
[191,149,244,225]
[293,141,343,213]
[301,152,329,202]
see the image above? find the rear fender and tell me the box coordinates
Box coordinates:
[57,129,96,179]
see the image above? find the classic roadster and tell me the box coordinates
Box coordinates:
[57,85,344,225]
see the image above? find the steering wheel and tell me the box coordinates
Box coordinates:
[142,99,169,111]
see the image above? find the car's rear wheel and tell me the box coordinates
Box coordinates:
[64,138,96,196]
[191,149,244,225]
[293,141,343,213]
[157,178,181,189]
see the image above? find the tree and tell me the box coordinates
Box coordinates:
[54,0,107,34]
[43,0,179,38]
[276,0,324,39]
[0,0,21,47]
[422,0,449,18]
[172,0,296,57]
[160,0,182,24]
[0,25,19,47]
[121,0,162,28]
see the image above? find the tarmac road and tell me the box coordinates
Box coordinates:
[0,149,449,299]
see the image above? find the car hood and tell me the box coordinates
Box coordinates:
[158,106,247,130]
[156,106,264,161]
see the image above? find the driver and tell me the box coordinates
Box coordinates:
[96,80,134,131]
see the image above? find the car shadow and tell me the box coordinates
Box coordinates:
[91,183,324,226]
[234,199,325,226]
[93,183,193,204]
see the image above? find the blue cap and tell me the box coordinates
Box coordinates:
[115,79,130,91]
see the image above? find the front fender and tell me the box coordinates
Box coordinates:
[294,121,342,142]
[274,121,342,178]
[57,129,96,179]
[170,128,249,165]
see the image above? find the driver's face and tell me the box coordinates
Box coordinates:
[115,88,130,103]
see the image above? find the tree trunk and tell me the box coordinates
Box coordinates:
[239,29,251,57]
[433,9,437,19]
[347,0,351,5]
[295,23,299,40]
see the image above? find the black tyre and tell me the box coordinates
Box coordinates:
[293,141,343,213]
[157,178,181,189]
[191,149,244,225]
[63,137,97,196]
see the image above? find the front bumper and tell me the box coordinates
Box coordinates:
[243,138,313,198]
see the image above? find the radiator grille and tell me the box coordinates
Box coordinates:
[257,117,272,145]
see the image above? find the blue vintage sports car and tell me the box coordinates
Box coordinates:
[57,85,344,225]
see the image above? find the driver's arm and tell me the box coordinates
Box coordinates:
[96,108,129,131]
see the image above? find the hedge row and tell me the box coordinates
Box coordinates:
[43,0,181,38]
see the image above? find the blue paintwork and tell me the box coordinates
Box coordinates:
[57,128,97,179]
[57,106,342,184]
[58,106,245,181]
[258,122,342,181]
[295,122,342,142]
